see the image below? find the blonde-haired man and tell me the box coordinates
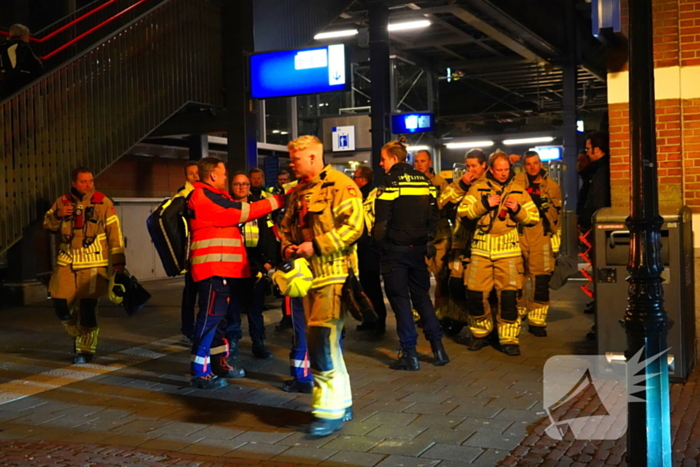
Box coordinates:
[279,135,364,437]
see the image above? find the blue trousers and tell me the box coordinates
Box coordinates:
[225,277,266,342]
[381,243,443,349]
[191,277,231,378]
[287,296,312,383]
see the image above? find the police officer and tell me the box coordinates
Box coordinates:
[279,135,363,437]
[43,167,126,364]
[457,151,539,356]
[413,150,451,318]
[353,166,387,335]
[437,149,488,334]
[374,139,449,371]
[514,151,562,337]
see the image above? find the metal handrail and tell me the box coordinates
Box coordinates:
[0,0,223,254]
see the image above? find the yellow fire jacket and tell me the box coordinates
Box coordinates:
[426,171,452,242]
[514,171,562,252]
[458,173,539,260]
[43,190,125,270]
[280,165,364,289]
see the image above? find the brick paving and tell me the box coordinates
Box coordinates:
[0,277,697,466]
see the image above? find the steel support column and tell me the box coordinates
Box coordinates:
[561,0,578,257]
[188,135,208,161]
[625,0,672,464]
[369,1,391,176]
[222,0,257,172]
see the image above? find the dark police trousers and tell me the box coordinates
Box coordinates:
[181,270,198,339]
[226,277,266,342]
[191,277,231,378]
[357,242,387,327]
[381,243,443,349]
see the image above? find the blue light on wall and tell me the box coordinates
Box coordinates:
[533,146,563,162]
[250,44,351,99]
[392,113,434,134]
[592,0,621,36]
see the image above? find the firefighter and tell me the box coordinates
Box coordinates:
[437,149,488,335]
[279,135,363,437]
[514,151,562,337]
[43,167,126,364]
[187,157,284,389]
[227,172,277,359]
[175,161,199,344]
[374,139,449,371]
[457,151,539,356]
[413,150,451,318]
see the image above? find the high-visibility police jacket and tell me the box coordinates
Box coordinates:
[458,172,539,260]
[426,171,452,243]
[43,189,125,270]
[373,162,438,246]
[187,181,283,282]
[514,171,562,252]
[279,165,364,289]
[439,176,483,253]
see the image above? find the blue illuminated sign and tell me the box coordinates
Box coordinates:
[392,113,434,134]
[250,44,351,99]
[533,146,563,162]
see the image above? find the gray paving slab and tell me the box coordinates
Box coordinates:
[408,414,467,429]
[361,399,417,413]
[483,395,539,410]
[370,439,436,457]
[322,435,384,452]
[399,391,454,404]
[419,443,484,462]
[364,412,420,426]
[462,429,522,451]
[366,424,427,440]
[453,417,512,433]
[230,441,289,460]
[373,455,440,467]
[321,450,387,467]
[273,446,339,464]
[276,431,339,448]
[233,429,294,444]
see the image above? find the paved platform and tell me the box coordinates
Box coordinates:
[0,278,696,466]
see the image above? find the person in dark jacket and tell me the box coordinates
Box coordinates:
[374,138,449,371]
[353,166,387,335]
[0,24,43,98]
[577,131,611,231]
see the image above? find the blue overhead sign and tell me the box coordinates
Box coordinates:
[392,113,434,134]
[250,44,351,99]
[592,0,621,36]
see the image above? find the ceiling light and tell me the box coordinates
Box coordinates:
[388,20,431,32]
[445,141,494,149]
[314,29,358,40]
[280,131,288,135]
[272,130,280,134]
[408,145,430,151]
[503,136,555,145]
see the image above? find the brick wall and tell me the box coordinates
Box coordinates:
[95,155,190,199]
[607,0,700,211]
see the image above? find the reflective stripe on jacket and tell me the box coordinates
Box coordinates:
[188,181,283,282]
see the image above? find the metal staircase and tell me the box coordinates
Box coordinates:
[0,0,224,254]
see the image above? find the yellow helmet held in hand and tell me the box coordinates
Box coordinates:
[272,258,313,297]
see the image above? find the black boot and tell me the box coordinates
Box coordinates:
[390,347,420,371]
[190,374,228,389]
[212,355,245,379]
[501,344,521,356]
[528,326,547,337]
[227,339,239,360]
[252,339,273,359]
[342,406,354,422]
[430,340,450,366]
[282,379,313,394]
[306,417,343,438]
[466,337,489,351]
[73,353,93,364]
[275,315,292,332]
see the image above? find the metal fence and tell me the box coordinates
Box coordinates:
[0,0,223,254]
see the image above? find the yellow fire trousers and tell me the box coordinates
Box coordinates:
[518,232,555,328]
[49,265,107,354]
[465,255,523,345]
[303,284,352,420]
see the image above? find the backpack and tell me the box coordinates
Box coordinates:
[146,196,190,277]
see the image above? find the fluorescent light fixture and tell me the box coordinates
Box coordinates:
[272,130,280,134]
[388,20,431,31]
[503,136,554,145]
[280,131,288,135]
[314,29,358,40]
[407,145,430,151]
[445,141,494,149]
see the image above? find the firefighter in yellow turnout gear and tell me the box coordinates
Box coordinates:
[514,151,562,337]
[43,167,126,364]
[437,149,489,334]
[279,136,364,438]
[458,151,539,356]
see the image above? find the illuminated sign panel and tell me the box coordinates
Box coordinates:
[392,113,434,133]
[250,44,350,99]
[532,146,563,162]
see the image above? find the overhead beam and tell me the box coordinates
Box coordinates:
[449,6,549,65]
